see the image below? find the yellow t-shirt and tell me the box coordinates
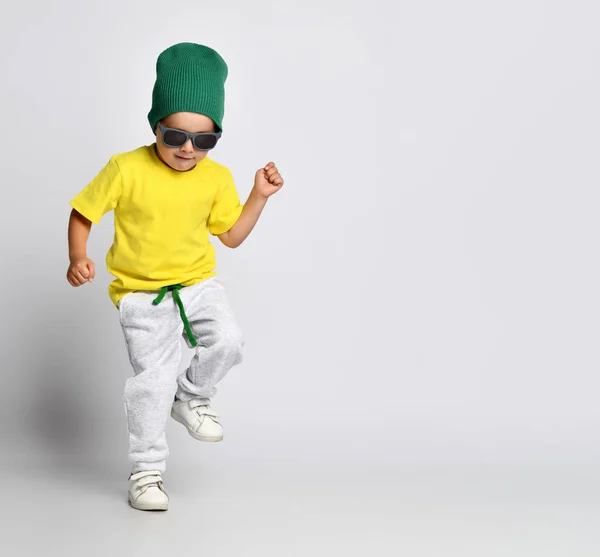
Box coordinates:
[69,144,244,309]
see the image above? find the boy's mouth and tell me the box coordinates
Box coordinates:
[175,155,194,161]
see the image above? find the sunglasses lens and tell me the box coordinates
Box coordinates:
[163,129,187,147]
[194,134,218,150]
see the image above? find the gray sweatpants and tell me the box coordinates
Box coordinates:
[117,276,244,473]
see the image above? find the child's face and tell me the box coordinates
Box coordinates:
[154,112,217,172]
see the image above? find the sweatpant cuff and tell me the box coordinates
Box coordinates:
[174,390,211,404]
[131,461,166,475]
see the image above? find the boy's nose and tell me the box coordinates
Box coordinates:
[180,138,194,153]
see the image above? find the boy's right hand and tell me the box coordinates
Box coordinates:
[67,257,96,287]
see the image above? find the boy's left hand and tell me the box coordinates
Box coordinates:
[253,162,284,199]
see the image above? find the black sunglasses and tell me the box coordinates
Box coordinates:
[156,121,222,150]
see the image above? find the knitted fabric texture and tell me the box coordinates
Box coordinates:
[148,42,228,133]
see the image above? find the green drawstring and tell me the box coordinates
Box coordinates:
[152,284,198,347]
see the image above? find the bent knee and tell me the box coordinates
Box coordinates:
[218,326,244,361]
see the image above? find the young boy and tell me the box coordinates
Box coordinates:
[66,42,284,511]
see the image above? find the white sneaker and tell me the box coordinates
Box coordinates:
[128,470,169,511]
[171,398,224,442]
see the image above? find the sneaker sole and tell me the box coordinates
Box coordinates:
[128,496,168,511]
[170,409,224,442]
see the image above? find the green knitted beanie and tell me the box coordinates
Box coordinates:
[148,42,228,133]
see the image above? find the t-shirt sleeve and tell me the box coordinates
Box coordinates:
[208,167,244,236]
[69,157,122,224]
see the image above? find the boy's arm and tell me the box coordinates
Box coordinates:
[68,208,92,260]
[67,208,96,286]
[217,189,268,248]
[217,162,284,248]
[66,156,120,286]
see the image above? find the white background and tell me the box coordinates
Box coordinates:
[1,1,599,554]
